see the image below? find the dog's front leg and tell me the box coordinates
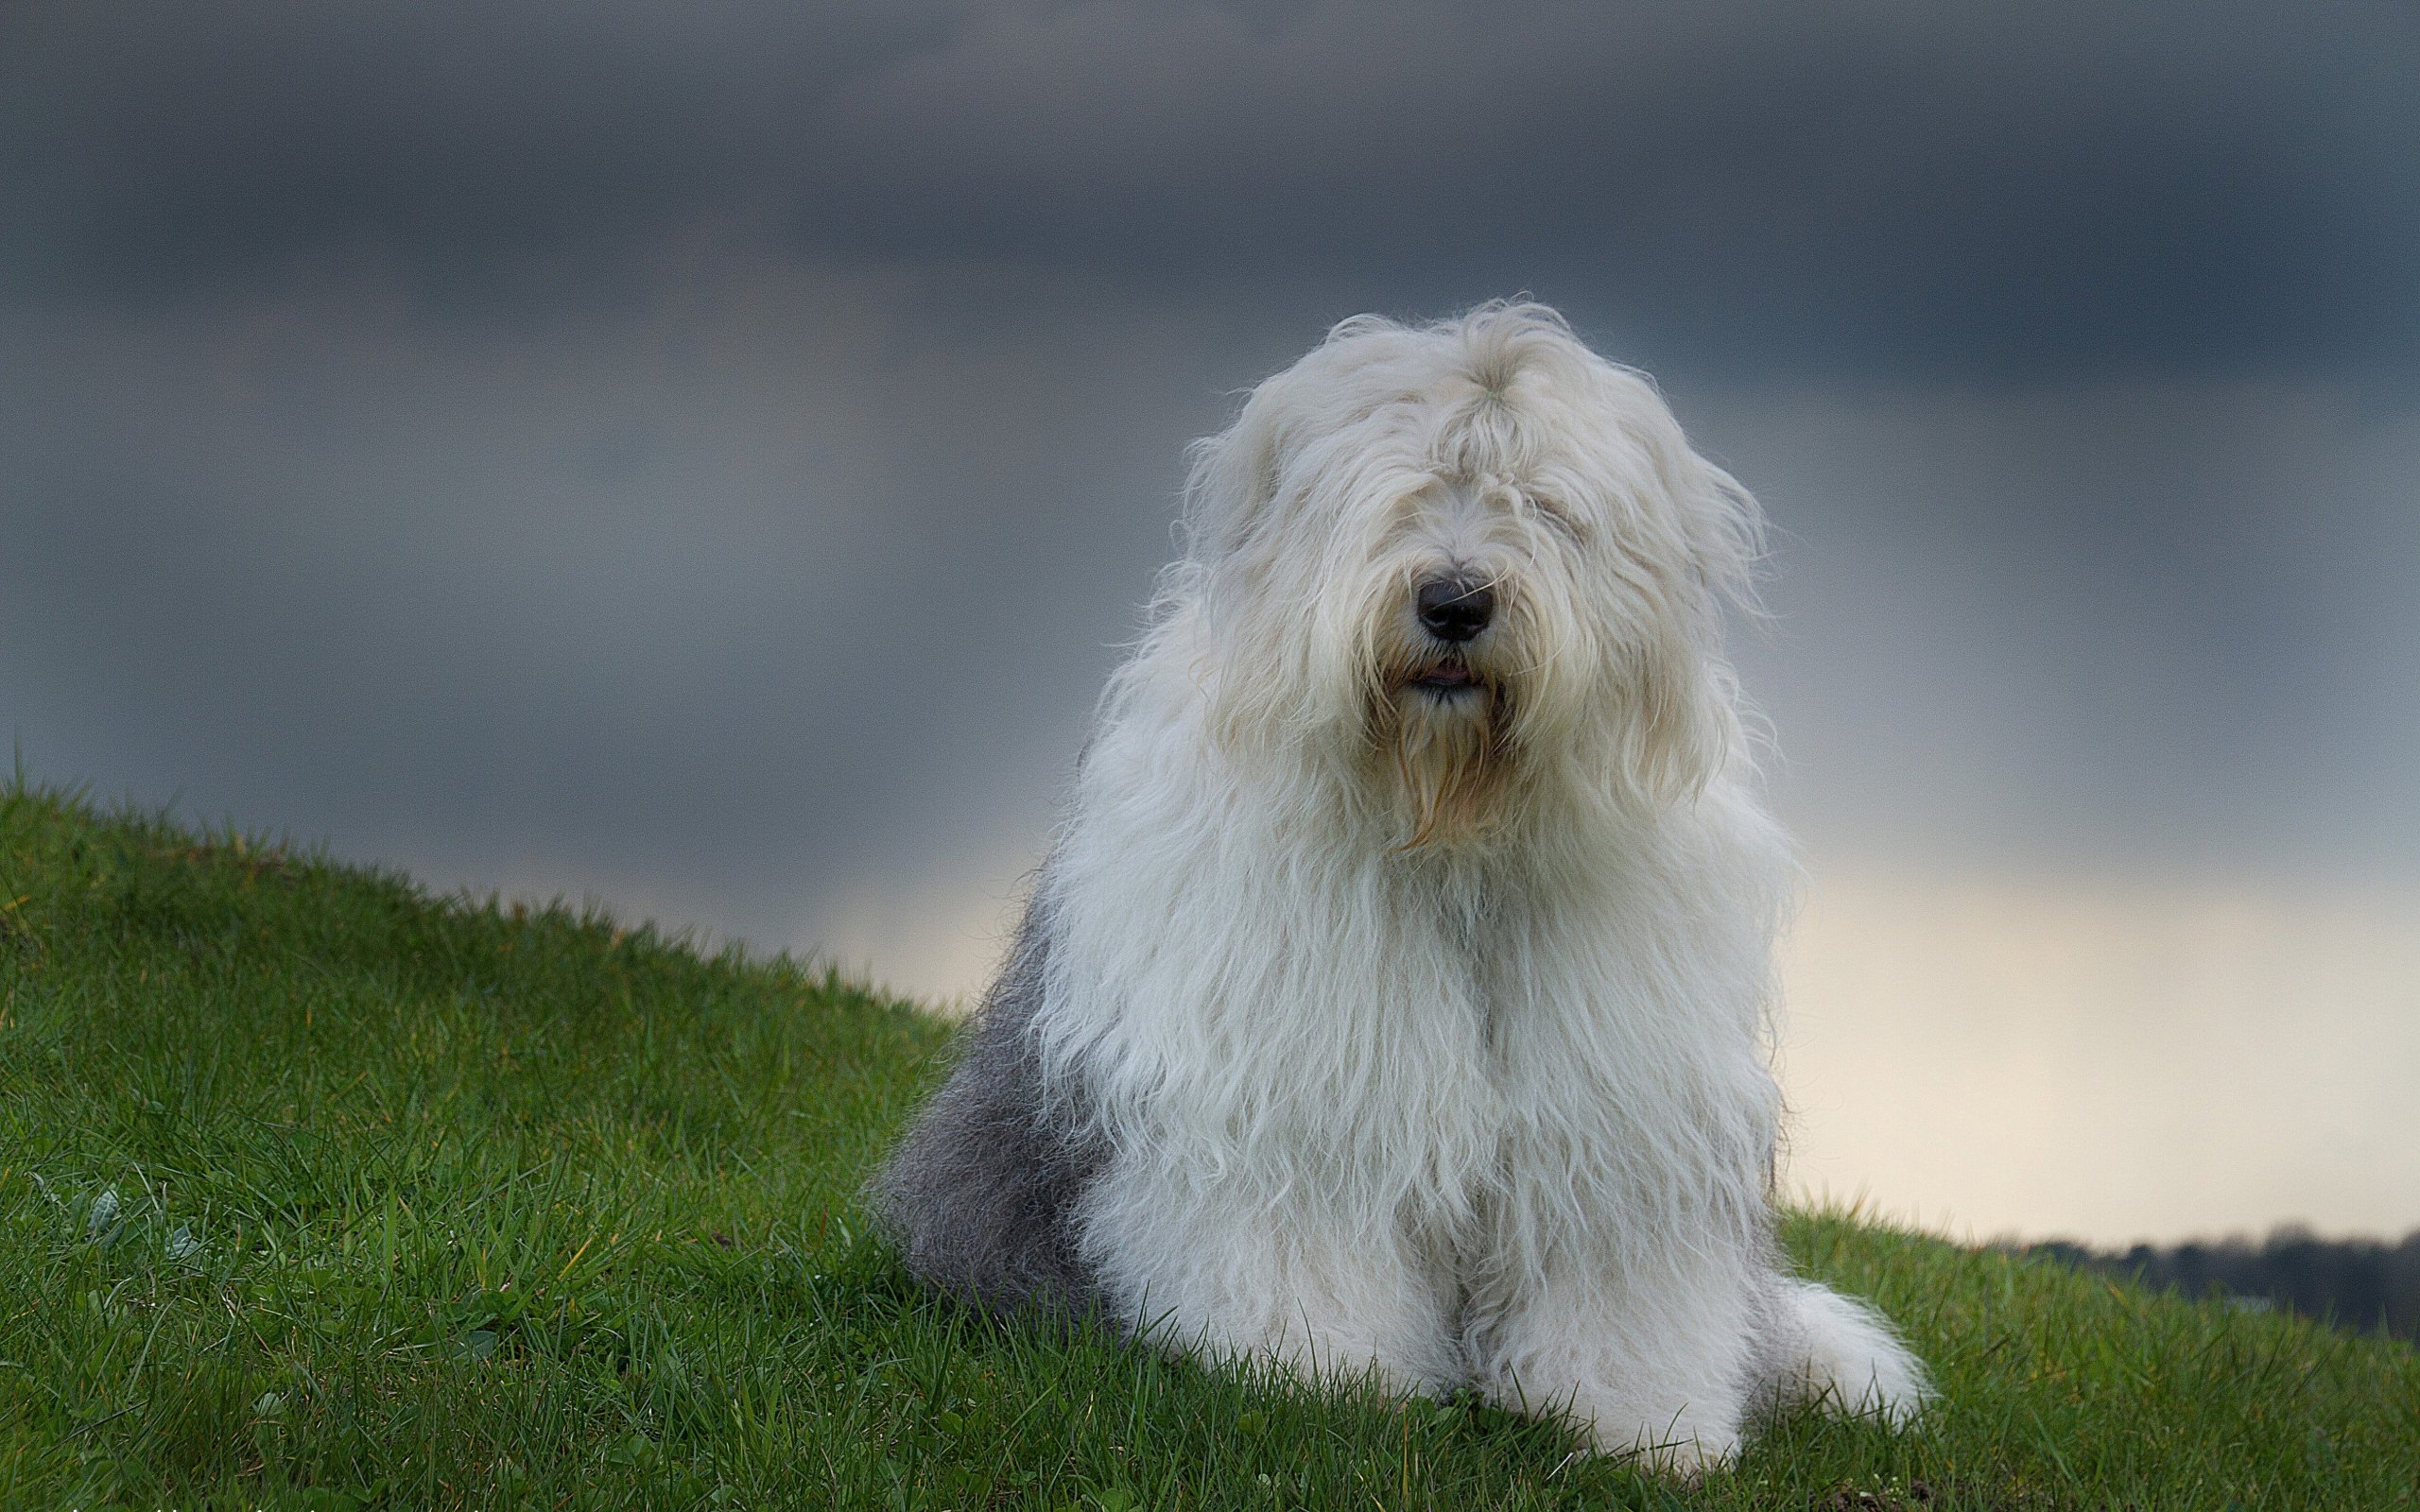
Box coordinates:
[1469,1246,1757,1479]
[1085,1161,1463,1398]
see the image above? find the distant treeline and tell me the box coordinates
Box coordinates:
[2019,1228,2420,1345]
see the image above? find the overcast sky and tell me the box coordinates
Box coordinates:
[6,3,2417,1013]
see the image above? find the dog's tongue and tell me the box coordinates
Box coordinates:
[1421,665,1473,685]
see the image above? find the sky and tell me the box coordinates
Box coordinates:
[5,1,2417,1244]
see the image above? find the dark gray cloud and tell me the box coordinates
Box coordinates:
[3,1,2418,989]
[805,0,2420,378]
[9,2,2417,379]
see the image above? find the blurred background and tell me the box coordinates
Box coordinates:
[5,1,2415,1248]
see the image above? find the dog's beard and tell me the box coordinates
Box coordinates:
[1374,665,1509,850]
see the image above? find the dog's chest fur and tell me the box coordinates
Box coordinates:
[1036,749,1779,1270]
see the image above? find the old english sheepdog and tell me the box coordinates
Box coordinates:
[873,303,1927,1472]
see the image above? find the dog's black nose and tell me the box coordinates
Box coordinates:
[1416,575,1495,643]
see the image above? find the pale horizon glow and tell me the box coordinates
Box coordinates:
[1777,865,2420,1246]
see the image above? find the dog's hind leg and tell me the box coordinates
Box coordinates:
[868,898,1104,1318]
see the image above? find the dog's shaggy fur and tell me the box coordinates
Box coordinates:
[873,303,1927,1473]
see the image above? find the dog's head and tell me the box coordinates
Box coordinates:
[1178,302,1763,847]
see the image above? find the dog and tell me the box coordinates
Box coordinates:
[872,302,1927,1474]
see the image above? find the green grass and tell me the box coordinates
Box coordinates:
[1,778,2412,1511]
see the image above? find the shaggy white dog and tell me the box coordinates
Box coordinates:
[873,302,1927,1474]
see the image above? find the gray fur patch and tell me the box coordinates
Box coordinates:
[866,889,1105,1319]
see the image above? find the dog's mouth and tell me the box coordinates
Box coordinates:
[1402,662,1482,698]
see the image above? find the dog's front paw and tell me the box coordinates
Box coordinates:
[1616,1430,1737,1485]
[1574,1403,1740,1485]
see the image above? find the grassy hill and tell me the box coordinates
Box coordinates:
[2,779,2412,1510]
